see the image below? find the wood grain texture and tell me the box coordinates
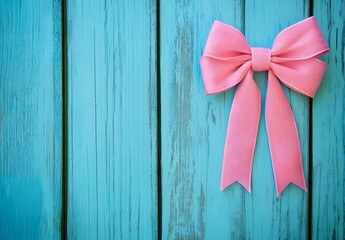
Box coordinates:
[67,0,158,239]
[0,1,343,238]
[0,1,62,239]
[160,1,247,239]
[312,0,345,238]
[161,0,310,238]
[244,1,310,239]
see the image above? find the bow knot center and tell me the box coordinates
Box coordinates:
[251,48,271,71]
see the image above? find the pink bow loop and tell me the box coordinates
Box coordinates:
[271,17,329,60]
[200,16,329,196]
[200,21,252,95]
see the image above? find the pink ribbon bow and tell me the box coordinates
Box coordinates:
[200,16,329,196]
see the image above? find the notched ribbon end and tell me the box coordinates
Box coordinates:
[220,179,252,193]
[276,181,307,197]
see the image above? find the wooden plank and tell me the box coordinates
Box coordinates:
[0,1,62,239]
[67,0,158,239]
[161,0,310,238]
[312,0,344,238]
[160,1,247,238]
[244,1,310,238]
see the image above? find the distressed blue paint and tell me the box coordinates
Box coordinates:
[0,0,62,239]
[161,0,311,239]
[0,0,343,239]
[313,0,345,238]
[243,1,310,239]
[160,1,246,239]
[66,0,158,239]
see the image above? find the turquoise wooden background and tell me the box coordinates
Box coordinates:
[0,0,344,239]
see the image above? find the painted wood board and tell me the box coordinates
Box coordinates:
[312,0,345,238]
[161,0,310,238]
[160,1,246,238]
[243,1,310,239]
[66,0,158,239]
[0,1,62,239]
[0,0,343,239]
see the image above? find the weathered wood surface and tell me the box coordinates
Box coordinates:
[160,1,245,238]
[161,0,310,238]
[0,0,344,239]
[66,0,158,239]
[312,0,345,239]
[244,0,310,239]
[0,1,62,239]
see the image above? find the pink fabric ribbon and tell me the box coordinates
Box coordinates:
[200,16,329,196]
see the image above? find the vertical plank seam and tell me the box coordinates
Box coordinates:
[61,0,68,239]
[242,0,246,34]
[307,1,314,239]
[156,0,162,239]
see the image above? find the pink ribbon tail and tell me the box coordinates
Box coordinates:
[221,71,261,192]
[266,71,307,196]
